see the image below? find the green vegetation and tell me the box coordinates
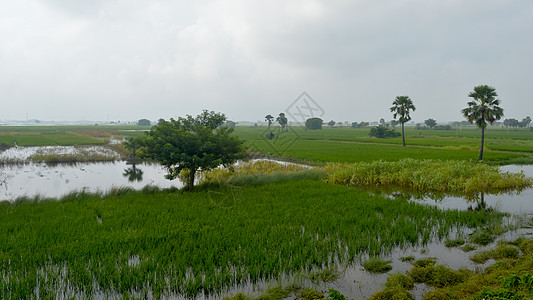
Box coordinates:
[2,124,533,165]
[324,159,533,194]
[0,180,503,298]
[371,238,533,299]
[369,126,400,138]
[136,111,247,190]
[363,257,393,274]
[462,85,505,160]
[235,126,533,165]
[2,122,533,299]
[390,95,416,147]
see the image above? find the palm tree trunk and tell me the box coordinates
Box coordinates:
[401,123,406,147]
[479,127,485,160]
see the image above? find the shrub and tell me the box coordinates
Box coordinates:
[369,126,401,138]
[305,117,323,130]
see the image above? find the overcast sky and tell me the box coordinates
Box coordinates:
[1,0,532,123]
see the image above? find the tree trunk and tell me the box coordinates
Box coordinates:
[401,123,406,147]
[479,127,485,160]
[188,169,196,191]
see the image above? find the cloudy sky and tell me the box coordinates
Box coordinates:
[1,0,532,123]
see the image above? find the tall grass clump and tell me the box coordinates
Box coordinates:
[324,159,533,194]
[198,159,313,184]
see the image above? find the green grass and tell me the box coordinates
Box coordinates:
[324,159,533,194]
[363,257,393,273]
[238,126,533,165]
[0,180,502,298]
[2,125,533,164]
[13,131,104,146]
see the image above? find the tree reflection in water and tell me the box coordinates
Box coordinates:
[123,163,143,182]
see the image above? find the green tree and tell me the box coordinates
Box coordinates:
[276,113,288,132]
[520,116,531,128]
[461,85,504,160]
[327,120,336,127]
[137,119,151,126]
[369,126,400,138]
[305,117,323,130]
[265,114,274,129]
[390,96,416,146]
[424,118,437,128]
[138,110,247,190]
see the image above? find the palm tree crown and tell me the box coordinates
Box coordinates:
[390,96,416,124]
[461,85,503,129]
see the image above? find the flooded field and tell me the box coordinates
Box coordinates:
[1,146,533,299]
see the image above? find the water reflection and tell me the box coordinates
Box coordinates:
[123,163,144,182]
[0,161,179,201]
[380,178,533,214]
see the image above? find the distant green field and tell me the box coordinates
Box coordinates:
[235,126,533,165]
[1,124,532,164]
[0,125,148,146]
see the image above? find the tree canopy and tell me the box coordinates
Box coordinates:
[305,117,323,130]
[137,110,247,190]
[276,113,288,131]
[265,114,274,129]
[424,118,437,128]
[137,119,151,126]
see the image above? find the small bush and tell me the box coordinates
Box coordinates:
[369,126,401,138]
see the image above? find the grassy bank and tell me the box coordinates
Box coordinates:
[0,181,501,299]
[324,159,533,195]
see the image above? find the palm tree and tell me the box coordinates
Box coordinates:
[265,114,274,129]
[461,85,504,160]
[390,96,416,146]
[276,113,288,132]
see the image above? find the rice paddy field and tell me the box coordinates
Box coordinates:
[233,126,533,165]
[1,124,533,299]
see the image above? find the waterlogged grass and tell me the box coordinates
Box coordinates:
[0,181,502,298]
[324,159,533,194]
[371,238,533,299]
[29,146,121,163]
[363,257,393,274]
